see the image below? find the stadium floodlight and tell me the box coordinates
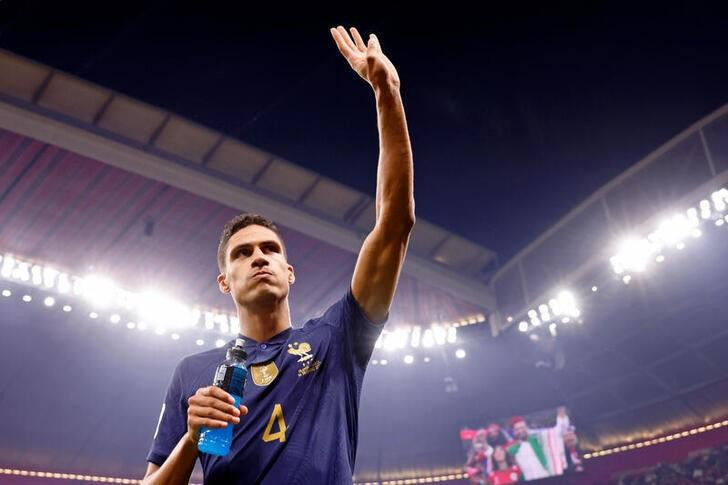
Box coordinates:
[57,273,71,294]
[432,325,447,346]
[126,322,136,329]
[410,326,421,347]
[62,305,72,312]
[422,329,434,348]
[379,359,388,366]
[43,296,55,307]
[81,275,117,308]
[88,312,98,319]
[0,254,13,278]
[447,326,457,343]
[137,289,196,330]
[1,289,11,297]
[518,321,529,332]
[21,294,31,302]
[109,314,121,324]
[42,266,59,288]
[137,322,148,331]
[215,339,226,348]
[610,237,654,274]
[548,323,557,336]
[403,355,414,364]
[171,333,180,340]
[423,356,431,363]
[31,265,42,285]
[455,349,466,359]
[196,339,205,346]
[712,188,728,211]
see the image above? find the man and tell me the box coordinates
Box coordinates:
[506,407,570,480]
[142,25,414,484]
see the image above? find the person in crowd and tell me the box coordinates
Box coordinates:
[487,445,522,485]
[487,422,511,448]
[507,407,570,479]
[563,426,584,473]
[466,429,493,484]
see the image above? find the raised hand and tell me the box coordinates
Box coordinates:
[330,26,400,90]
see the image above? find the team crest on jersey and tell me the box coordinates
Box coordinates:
[287,341,321,377]
[287,342,314,363]
[250,361,279,386]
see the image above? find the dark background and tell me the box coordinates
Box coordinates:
[1,1,726,260]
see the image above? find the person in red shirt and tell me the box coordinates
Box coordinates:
[488,446,522,485]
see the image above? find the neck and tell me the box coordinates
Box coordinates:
[236,297,292,342]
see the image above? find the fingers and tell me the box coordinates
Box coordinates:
[336,26,358,53]
[349,27,367,51]
[330,27,355,59]
[189,404,240,424]
[198,385,234,404]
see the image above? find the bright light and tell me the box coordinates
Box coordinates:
[506,316,513,322]
[89,312,98,319]
[126,322,136,329]
[549,323,557,336]
[171,333,180,340]
[432,325,447,346]
[109,314,121,324]
[423,357,431,363]
[422,329,434,348]
[380,359,388,366]
[410,326,421,347]
[43,296,55,307]
[215,339,226,348]
[711,188,728,211]
[518,321,529,332]
[81,275,119,308]
[154,327,167,335]
[2,289,11,297]
[57,273,71,294]
[455,349,466,359]
[195,339,205,346]
[591,286,598,292]
[447,326,457,343]
[138,290,195,330]
[611,237,654,274]
[622,275,631,285]
[137,322,148,331]
[1,254,14,278]
[656,254,665,263]
[404,355,414,364]
[22,294,32,303]
[62,305,72,312]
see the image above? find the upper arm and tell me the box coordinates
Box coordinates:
[351,220,413,324]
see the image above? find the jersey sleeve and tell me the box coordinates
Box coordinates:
[319,286,386,370]
[146,360,189,466]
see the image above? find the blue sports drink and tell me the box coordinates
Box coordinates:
[197,338,248,456]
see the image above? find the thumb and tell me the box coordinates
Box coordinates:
[367,33,380,51]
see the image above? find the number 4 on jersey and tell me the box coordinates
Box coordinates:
[262,403,287,443]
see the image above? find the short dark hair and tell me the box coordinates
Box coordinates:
[217,213,286,272]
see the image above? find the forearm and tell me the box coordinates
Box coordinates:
[372,82,415,228]
[143,432,198,485]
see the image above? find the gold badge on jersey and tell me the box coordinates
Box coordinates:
[250,361,279,386]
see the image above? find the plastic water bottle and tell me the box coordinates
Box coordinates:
[197,338,248,456]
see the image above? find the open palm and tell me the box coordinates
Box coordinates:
[330,26,400,89]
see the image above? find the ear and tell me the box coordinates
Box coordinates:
[287,264,295,285]
[217,272,231,294]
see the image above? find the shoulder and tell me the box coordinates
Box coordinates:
[172,344,228,392]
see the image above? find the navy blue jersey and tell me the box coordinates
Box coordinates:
[147,287,384,484]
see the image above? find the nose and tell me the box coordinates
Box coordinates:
[251,247,269,269]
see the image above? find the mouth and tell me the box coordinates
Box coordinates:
[251,271,273,280]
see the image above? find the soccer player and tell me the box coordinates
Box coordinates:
[142,25,414,484]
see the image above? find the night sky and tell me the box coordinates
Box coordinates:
[1,1,726,261]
